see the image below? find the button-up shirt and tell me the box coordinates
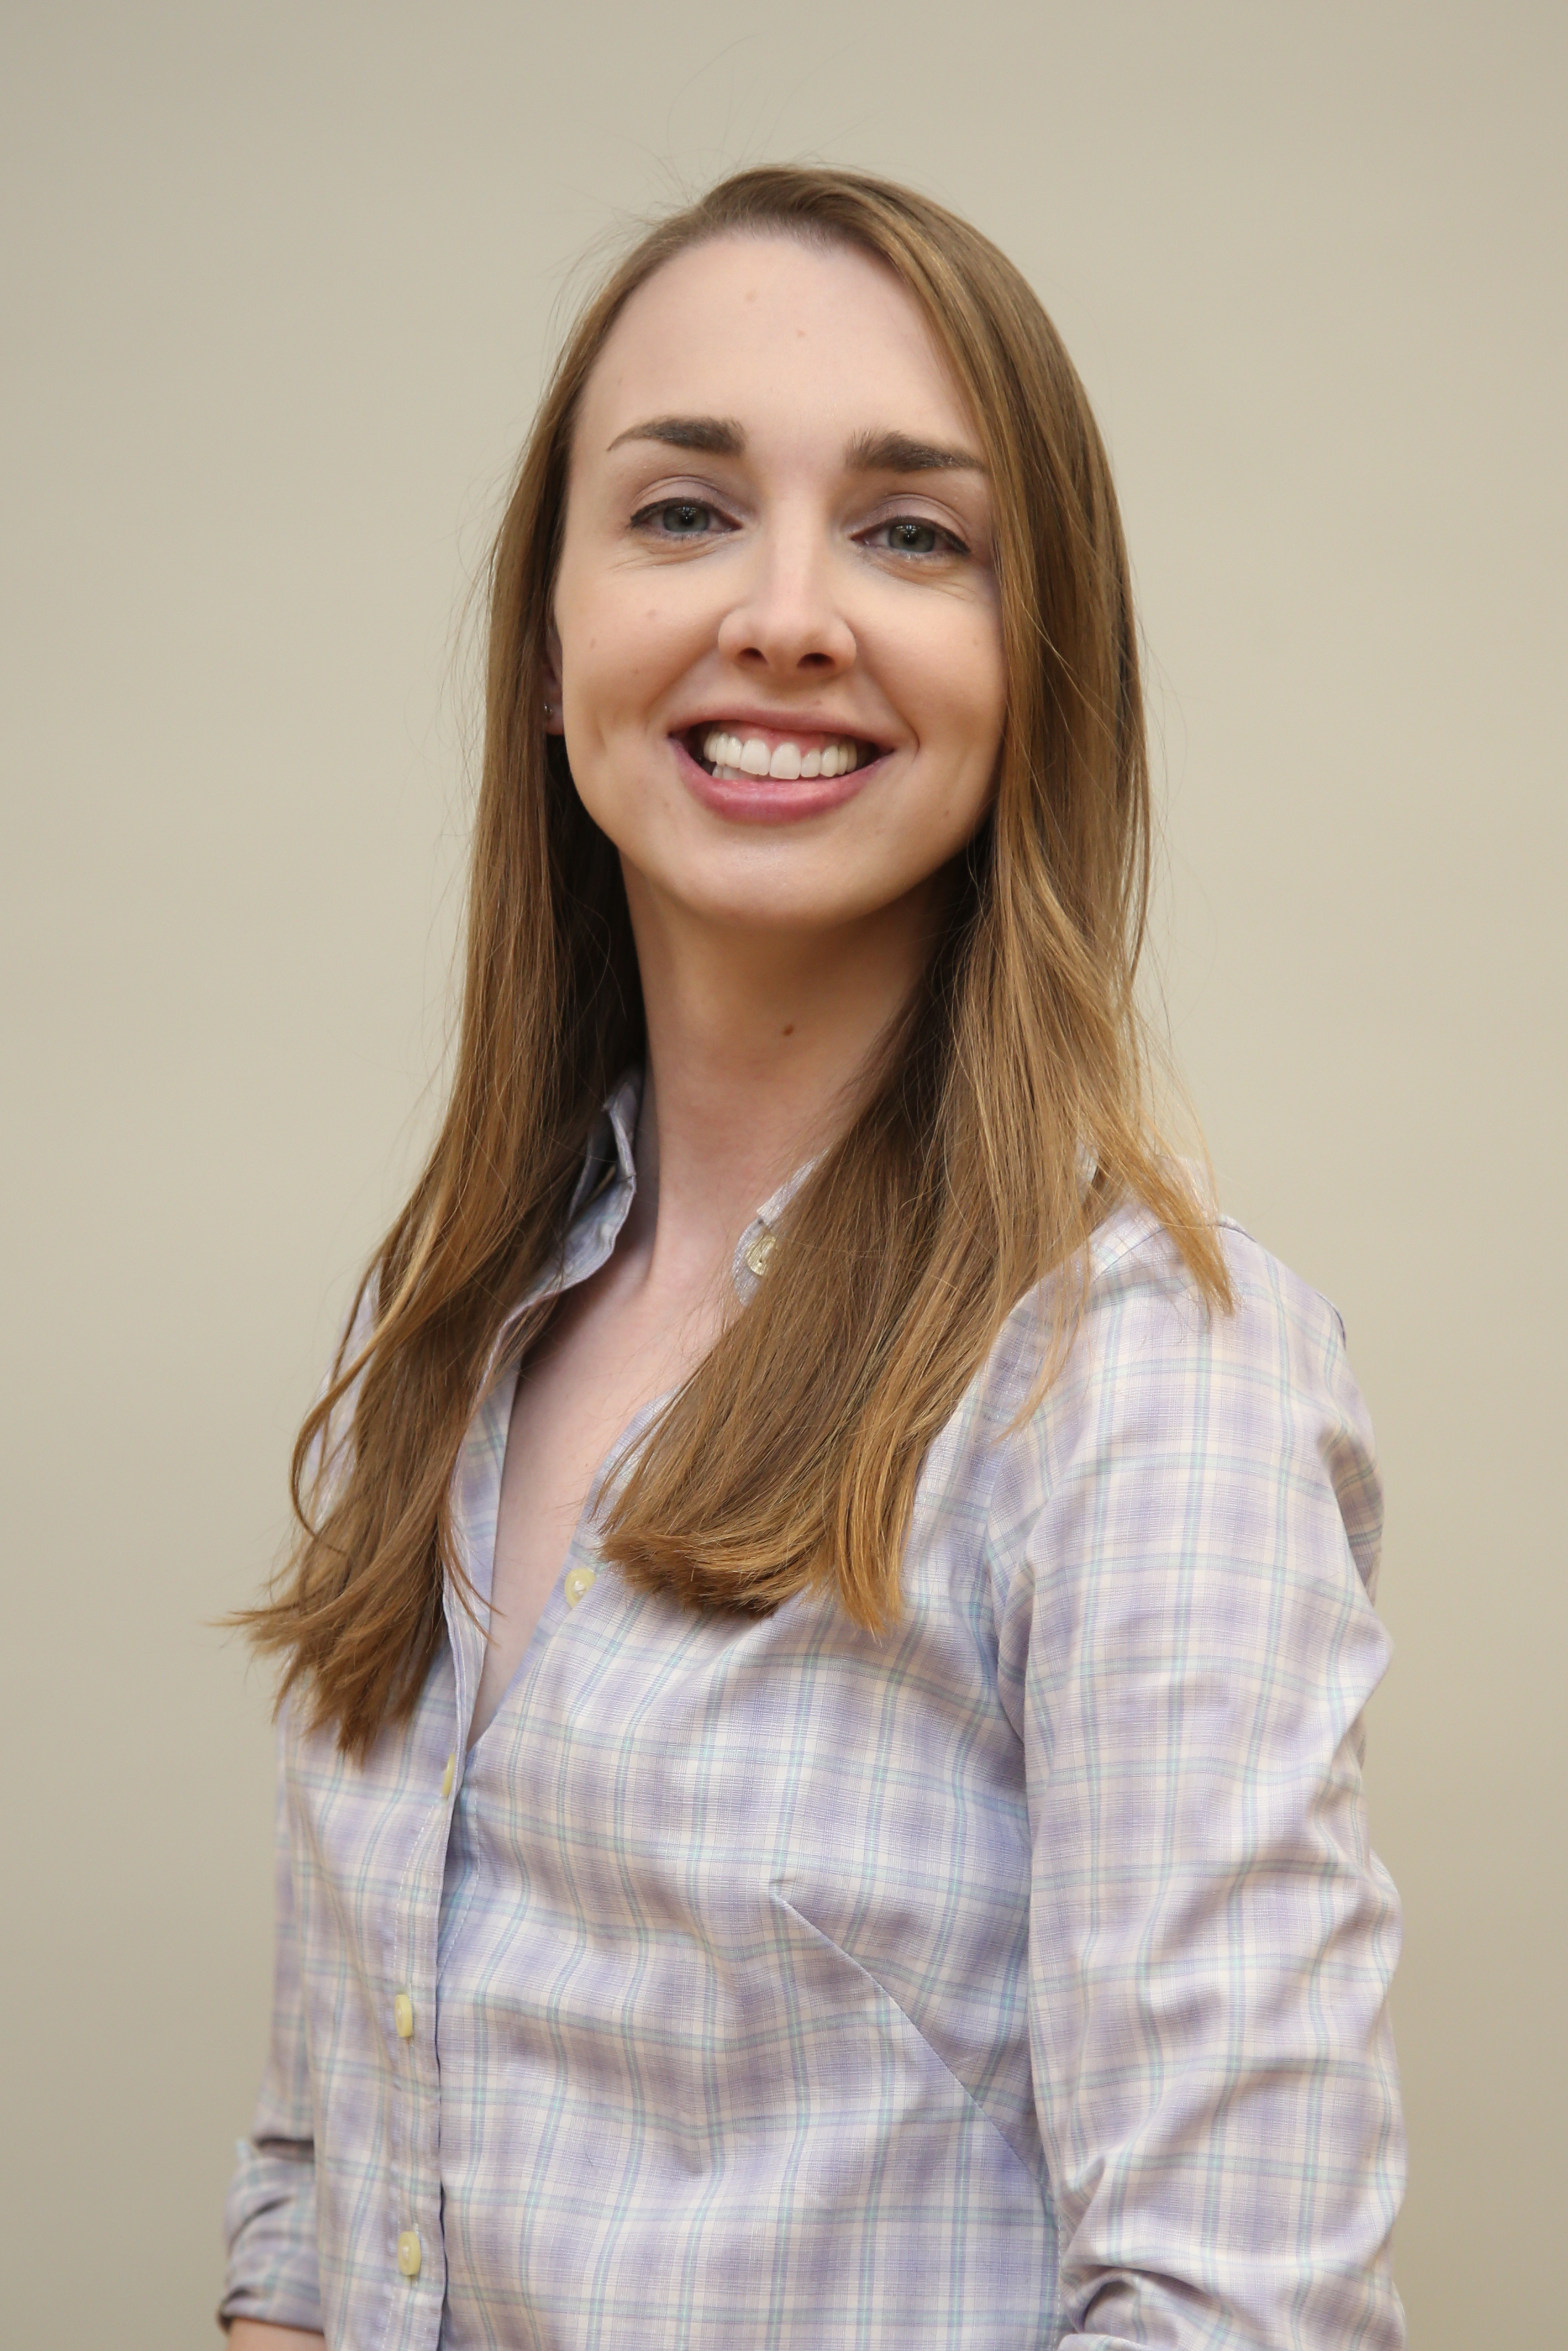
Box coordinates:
[222,1078,1405,2347]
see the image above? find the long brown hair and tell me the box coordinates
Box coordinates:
[238,165,1231,1758]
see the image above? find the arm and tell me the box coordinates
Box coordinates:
[998,1229,1406,2349]
[222,1292,382,2337]
[219,1721,326,2339]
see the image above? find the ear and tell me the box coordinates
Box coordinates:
[541,622,565,736]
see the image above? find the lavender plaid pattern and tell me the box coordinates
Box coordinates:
[222,1094,1405,2348]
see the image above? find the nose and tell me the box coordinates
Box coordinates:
[715,524,857,679]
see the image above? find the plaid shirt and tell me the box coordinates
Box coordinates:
[222,1081,1405,2347]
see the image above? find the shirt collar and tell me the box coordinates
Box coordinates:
[567,1065,814,1306]
[566,1066,643,1221]
[731,1155,817,1301]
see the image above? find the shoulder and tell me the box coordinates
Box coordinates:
[978,1195,1383,1606]
[990,1193,1361,1418]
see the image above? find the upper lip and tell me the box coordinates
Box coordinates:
[672,707,890,748]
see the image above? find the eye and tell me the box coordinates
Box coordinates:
[864,516,969,559]
[633,498,724,539]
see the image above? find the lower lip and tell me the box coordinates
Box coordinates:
[672,735,886,825]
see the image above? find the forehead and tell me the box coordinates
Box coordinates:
[574,232,977,461]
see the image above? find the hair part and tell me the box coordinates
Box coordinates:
[235,164,1231,1758]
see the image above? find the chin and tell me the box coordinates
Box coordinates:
[636,853,891,936]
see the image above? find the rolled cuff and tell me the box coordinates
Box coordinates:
[219,2139,322,2335]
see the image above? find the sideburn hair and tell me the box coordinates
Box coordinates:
[236,164,1233,1758]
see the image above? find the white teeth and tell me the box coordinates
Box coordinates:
[699,729,862,779]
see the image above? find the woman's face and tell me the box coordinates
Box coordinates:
[550,233,1006,940]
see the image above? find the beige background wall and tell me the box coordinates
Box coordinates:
[2,4,1562,2343]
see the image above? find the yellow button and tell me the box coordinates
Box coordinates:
[743,1227,777,1278]
[396,2228,421,2278]
[563,1564,596,1608]
[393,1992,414,2039]
[441,1752,454,1799]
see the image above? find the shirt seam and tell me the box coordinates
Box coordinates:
[770,1890,1046,2197]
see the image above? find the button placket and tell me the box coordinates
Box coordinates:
[383,1731,456,2331]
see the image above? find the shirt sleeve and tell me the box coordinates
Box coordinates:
[220,1284,378,2332]
[219,1716,323,2335]
[991,1220,1406,2350]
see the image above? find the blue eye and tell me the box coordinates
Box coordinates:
[870,517,966,557]
[641,499,715,536]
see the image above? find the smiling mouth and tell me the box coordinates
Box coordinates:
[684,725,878,782]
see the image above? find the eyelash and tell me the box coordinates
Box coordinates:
[628,499,970,561]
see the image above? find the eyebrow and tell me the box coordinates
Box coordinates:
[606,415,986,475]
[607,415,746,456]
[843,427,986,476]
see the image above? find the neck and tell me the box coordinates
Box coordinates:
[618,868,938,1294]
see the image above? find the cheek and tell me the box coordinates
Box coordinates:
[955,608,1007,735]
[890,585,1002,708]
[913,620,1005,838]
[556,559,711,724]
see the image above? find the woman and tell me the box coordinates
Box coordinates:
[223,167,1405,2349]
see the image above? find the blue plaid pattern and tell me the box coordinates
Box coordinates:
[223,1091,1405,2347]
